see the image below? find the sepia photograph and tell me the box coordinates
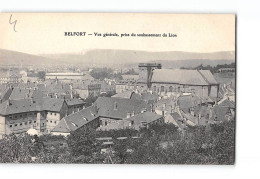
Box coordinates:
[0,13,235,164]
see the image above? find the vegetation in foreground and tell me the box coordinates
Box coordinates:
[0,120,235,164]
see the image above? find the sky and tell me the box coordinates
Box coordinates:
[0,13,235,55]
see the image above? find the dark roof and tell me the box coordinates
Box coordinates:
[94,97,151,119]
[210,105,232,122]
[52,106,98,133]
[0,99,39,115]
[112,91,135,99]
[171,112,182,121]
[9,87,34,100]
[65,98,86,106]
[0,97,67,115]
[0,87,12,102]
[218,99,235,108]
[41,98,66,112]
[125,112,163,125]
[178,95,201,112]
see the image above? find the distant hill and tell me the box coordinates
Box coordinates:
[44,49,235,68]
[0,49,58,65]
[0,49,235,68]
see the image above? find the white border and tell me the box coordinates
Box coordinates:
[1,0,260,179]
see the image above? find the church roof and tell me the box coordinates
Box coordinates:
[151,69,218,86]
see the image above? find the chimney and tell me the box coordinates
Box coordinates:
[190,108,194,116]
[141,108,147,113]
[131,111,135,117]
[114,102,118,111]
[126,112,131,118]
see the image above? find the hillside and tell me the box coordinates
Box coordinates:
[0,49,58,65]
[0,49,235,68]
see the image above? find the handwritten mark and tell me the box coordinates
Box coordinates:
[9,14,18,32]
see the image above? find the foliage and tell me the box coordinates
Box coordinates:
[123,68,138,75]
[181,63,235,73]
[0,121,235,164]
[90,68,122,80]
[37,71,46,79]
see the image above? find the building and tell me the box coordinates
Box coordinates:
[0,95,87,138]
[115,80,137,94]
[123,111,164,130]
[150,69,219,98]
[112,91,141,100]
[73,80,102,99]
[218,68,235,73]
[0,72,21,84]
[116,63,220,98]
[45,72,93,82]
[52,106,99,136]
[94,97,151,128]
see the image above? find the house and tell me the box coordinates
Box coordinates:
[112,91,141,100]
[165,112,185,131]
[65,98,86,114]
[124,112,164,130]
[0,97,70,138]
[52,106,99,136]
[94,97,151,128]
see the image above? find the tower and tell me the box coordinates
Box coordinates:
[138,63,161,88]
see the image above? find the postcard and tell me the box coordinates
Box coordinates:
[0,13,235,164]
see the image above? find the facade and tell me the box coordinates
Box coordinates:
[94,97,151,128]
[45,72,87,82]
[0,97,74,138]
[0,73,21,84]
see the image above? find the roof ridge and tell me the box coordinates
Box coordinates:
[197,70,210,85]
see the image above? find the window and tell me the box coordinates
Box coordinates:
[51,113,52,115]
[15,124,18,127]
[20,115,22,118]
[20,123,22,126]
[47,120,48,122]
[34,121,36,123]
[161,86,165,92]
[54,113,57,116]
[169,86,173,92]
[54,121,57,124]
[29,121,32,124]
[50,121,52,123]
[24,122,27,125]
[153,86,156,92]
[9,125,12,128]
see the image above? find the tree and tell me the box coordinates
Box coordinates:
[37,71,46,79]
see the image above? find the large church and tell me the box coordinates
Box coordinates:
[136,63,219,98]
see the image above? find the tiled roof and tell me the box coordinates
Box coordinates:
[112,91,135,99]
[65,98,86,106]
[9,87,34,100]
[0,87,12,102]
[94,97,151,120]
[0,97,67,115]
[210,105,232,122]
[125,112,163,129]
[0,99,39,115]
[218,99,235,108]
[52,106,98,133]
[41,98,66,112]
[151,69,218,86]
